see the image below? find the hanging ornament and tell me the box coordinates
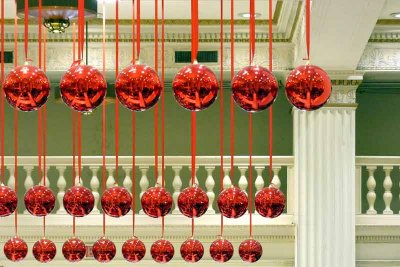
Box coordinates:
[232,65,278,112]
[217,186,248,218]
[3,236,28,262]
[141,186,172,218]
[151,239,174,263]
[0,184,18,216]
[92,237,116,263]
[122,237,146,263]
[238,238,263,263]
[285,65,331,111]
[255,184,286,218]
[172,62,219,111]
[32,238,57,263]
[209,237,234,263]
[3,61,50,112]
[60,60,107,112]
[63,184,95,217]
[101,186,132,217]
[180,237,204,263]
[178,184,209,218]
[115,62,162,111]
[62,237,86,262]
[24,185,55,216]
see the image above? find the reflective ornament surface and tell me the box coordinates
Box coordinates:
[180,238,204,263]
[122,237,146,263]
[141,186,173,218]
[178,185,209,218]
[172,63,219,111]
[0,184,18,217]
[3,63,50,112]
[62,237,86,262]
[24,185,55,216]
[101,186,132,217]
[63,185,95,217]
[255,185,286,218]
[209,237,234,263]
[232,65,278,112]
[151,239,174,263]
[92,237,116,263]
[32,238,57,263]
[238,239,263,263]
[285,64,331,110]
[217,186,248,218]
[4,236,28,262]
[115,63,162,111]
[60,61,107,112]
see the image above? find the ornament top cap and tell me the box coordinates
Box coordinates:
[193,60,199,65]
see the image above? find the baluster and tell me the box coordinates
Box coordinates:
[189,166,199,186]
[40,166,50,187]
[122,166,133,194]
[89,166,100,214]
[23,166,34,214]
[223,167,232,189]
[366,166,377,215]
[172,166,183,214]
[205,166,215,214]
[139,166,149,214]
[56,166,67,214]
[383,166,393,214]
[238,166,248,192]
[254,166,265,194]
[156,167,163,186]
[106,167,115,188]
[7,166,14,190]
[271,166,282,189]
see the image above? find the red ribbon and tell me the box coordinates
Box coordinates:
[0,0,4,184]
[115,0,120,184]
[132,0,136,61]
[154,0,159,183]
[306,0,310,60]
[249,0,255,64]
[191,0,199,61]
[268,0,273,182]
[101,0,107,237]
[132,112,136,236]
[219,0,224,237]
[13,6,18,236]
[161,0,166,238]
[136,0,141,60]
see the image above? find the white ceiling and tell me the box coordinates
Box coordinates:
[379,0,400,19]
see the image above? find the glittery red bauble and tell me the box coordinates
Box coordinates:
[141,186,172,218]
[32,238,57,263]
[0,184,18,217]
[172,63,219,111]
[115,63,162,111]
[151,239,174,263]
[209,237,234,263]
[24,185,55,216]
[217,186,248,218]
[3,63,50,112]
[62,237,86,262]
[238,239,263,263]
[92,237,116,263]
[178,185,209,218]
[180,238,204,263]
[285,65,332,110]
[101,186,132,217]
[122,237,146,263]
[60,61,107,112]
[232,65,278,112]
[4,236,28,262]
[63,185,95,217]
[255,186,286,218]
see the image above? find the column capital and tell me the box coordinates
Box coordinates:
[326,70,364,106]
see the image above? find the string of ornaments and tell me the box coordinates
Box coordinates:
[0,0,332,264]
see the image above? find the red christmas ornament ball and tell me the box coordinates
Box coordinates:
[60,61,107,112]
[232,65,278,112]
[141,186,172,218]
[122,237,146,263]
[92,237,116,263]
[285,64,332,110]
[32,238,57,263]
[217,186,248,218]
[172,63,219,111]
[115,63,162,111]
[3,236,28,262]
[101,186,132,217]
[178,185,209,218]
[63,185,95,217]
[3,63,50,112]
[255,185,286,218]
[24,185,55,216]
[180,238,204,263]
[209,237,234,263]
[0,184,18,217]
[151,239,174,263]
[238,239,263,263]
[62,237,86,262]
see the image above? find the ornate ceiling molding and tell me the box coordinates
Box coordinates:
[358,44,400,70]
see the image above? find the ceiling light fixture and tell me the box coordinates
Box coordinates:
[238,12,261,18]
[390,12,400,19]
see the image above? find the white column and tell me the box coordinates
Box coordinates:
[294,78,359,267]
